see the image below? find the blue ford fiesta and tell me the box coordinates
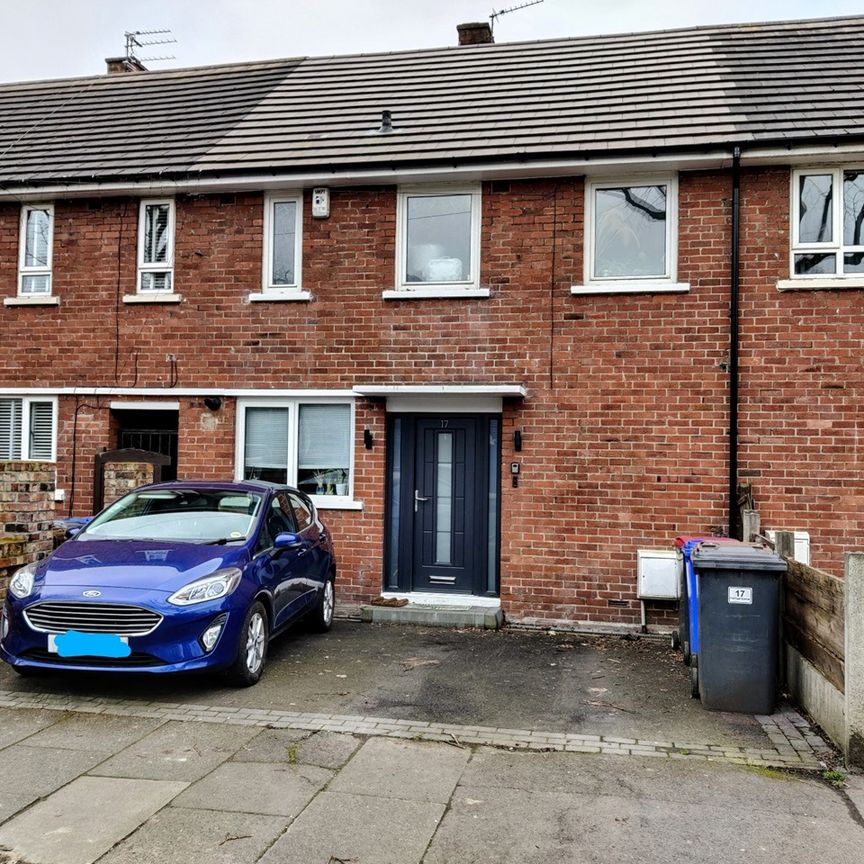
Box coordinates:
[0,481,336,686]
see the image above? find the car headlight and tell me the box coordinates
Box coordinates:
[9,562,37,600]
[167,568,242,606]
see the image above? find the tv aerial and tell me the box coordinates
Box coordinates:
[124,29,177,66]
[490,0,545,33]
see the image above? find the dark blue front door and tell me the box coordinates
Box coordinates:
[386,414,500,596]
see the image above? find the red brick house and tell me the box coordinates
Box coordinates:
[2,16,863,628]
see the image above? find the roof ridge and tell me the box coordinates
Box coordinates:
[2,13,864,88]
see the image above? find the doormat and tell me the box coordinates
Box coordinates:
[370,596,410,607]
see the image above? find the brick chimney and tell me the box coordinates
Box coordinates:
[105,56,148,74]
[457,22,494,45]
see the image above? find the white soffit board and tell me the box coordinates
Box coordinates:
[352,383,527,414]
[109,401,180,411]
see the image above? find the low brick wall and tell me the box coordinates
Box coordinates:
[0,462,56,596]
[102,462,155,507]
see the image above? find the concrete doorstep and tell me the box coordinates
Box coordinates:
[360,603,504,629]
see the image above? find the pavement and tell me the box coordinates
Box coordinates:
[0,621,859,863]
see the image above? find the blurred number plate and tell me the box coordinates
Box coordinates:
[48,632,129,656]
[728,586,753,605]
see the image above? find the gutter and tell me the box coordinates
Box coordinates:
[4,138,864,201]
[729,145,741,537]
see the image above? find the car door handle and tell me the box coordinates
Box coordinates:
[414,490,429,512]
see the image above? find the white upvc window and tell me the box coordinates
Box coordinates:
[18,203,54,296]
[395,185,482,293]
[580,176,685,294]
[791,167,864,277]
[0,396,58,462]
[137,199,175,293]
[235,398,356,508]
[262,193,303,293]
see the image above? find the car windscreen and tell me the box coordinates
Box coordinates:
[82,489,265,543]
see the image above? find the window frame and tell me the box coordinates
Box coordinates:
[234,397,356,509]
[18,203,55,297]
[137,198,176,294]
[0,395,58,462]
[790,166,864,278]
[394,184,482,293]
[261,192,304,294]
[584,175,679,288]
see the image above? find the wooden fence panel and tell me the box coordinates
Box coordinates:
[783,558,845,693]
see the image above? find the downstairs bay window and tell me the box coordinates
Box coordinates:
[237,399,355,507]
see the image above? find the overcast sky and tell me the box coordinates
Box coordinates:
[0,0,861,82]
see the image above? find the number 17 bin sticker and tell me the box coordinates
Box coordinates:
[728,586,753,605]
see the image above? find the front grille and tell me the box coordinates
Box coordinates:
[21,648,166,667]
[23,602,162,636]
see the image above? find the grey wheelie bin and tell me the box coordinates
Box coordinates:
[690,542,787,714]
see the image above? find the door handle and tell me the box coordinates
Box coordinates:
[414,489,429,512]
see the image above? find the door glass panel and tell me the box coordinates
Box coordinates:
[387,418,402,587]
[487,419,499,594]
[435,432,453,565]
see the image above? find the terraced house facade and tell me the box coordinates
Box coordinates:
[2,16,864,627]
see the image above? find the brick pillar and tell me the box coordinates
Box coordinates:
[0,462,56,596]
[102,462,155,506]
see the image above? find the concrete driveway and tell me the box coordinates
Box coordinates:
[2,621,781,750]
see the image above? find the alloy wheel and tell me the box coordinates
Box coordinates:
[245,611,265,674]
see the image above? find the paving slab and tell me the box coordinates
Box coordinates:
[329,737,469,803]
[0,745,106,822]
[258,790,444,864]
[462,748,845,817]
[0,776,187,864]
[231,728,312,763]
[22,713,164,753]
[294,730,362,769]
[88,720,259,782]
[0,707,61,750]
[424,778,864,864]
[96,806,287,864]
[171,761,331,816]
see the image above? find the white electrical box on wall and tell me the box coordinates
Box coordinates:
[636,549,679,599]
[312,187,330,218]
[765,530,811,566]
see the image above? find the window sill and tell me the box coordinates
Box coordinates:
[382,287,490,300]
[571,282,690,296]
[248,290,312,303]
[4,295,60,306]
[777,277,864,292]
[122,293,184,304]
[310,498,364,511]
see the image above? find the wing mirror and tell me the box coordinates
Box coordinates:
[274,532,303,550]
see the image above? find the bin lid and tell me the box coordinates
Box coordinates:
[692,541,787,571]
[674,535,738,550]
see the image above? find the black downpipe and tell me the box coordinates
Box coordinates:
[728,146,741,537]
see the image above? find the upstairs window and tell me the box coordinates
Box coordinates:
[396,186,481,290]
[18,204,54,296]
[793,168,864,276]
[0,397,56,461]
[262,194,303,292]
[137,199,175,293]
[586,179,678,285]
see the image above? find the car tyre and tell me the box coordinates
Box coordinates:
[224,600,268,687]
[309,576,335,633]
